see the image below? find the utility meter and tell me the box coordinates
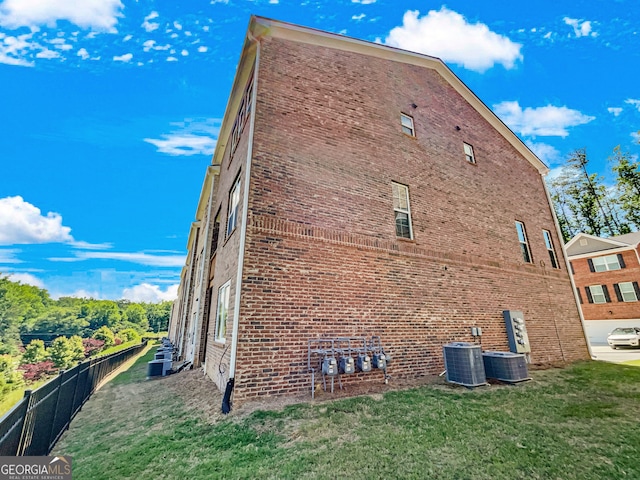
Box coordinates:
[339,356,355,374]
[356,354,372,373]
[372,353,387,369]
[503,310,531,354]
[322,357,338,376]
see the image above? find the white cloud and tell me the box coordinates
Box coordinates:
[525,141,560,165]
[181,49,188,56]
[142,39,155,51]
[0,0,123,31]
[0,248,22,264]
[493,101,595,138]
[0,32,36,67]
[123,34,132,42]
[35,48,59,59]
[0,196,73,245]
[7,272,44,288]
[69,240,113,250]
[352,0,376,3]
[383,8,522,72]
[173,21,182,30]
[144,118,220,156]
[77,47,89,59]
[632,131,640,142]
[352,14,366,21]
[608,107,623,116]
[269,0,279,4]
[121,283,178,302]
[142,11,159,32]
[563,17,597,38]
[78,251,186,267]
[625,99,640,112]
[166,56,178,62]
[113,52,132,62]
[197,45,208,53]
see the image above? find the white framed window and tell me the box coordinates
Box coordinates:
[515,221,532,263]
[591,254,622,272]
[616,282,638,302]
[226,176,241,238]
[587,285,608,304]
[230,71,255,154]
[214,281,231,342]
[542,230,559,269]
[392,182,413,239]
[400,113,415,137]
[463,142,476,164]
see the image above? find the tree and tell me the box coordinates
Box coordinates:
[47,337,77,370]
[21,339,47,365]
[69,335,86,363]
[611,146,640,230]
[117,328,141,344]
[92,326,115,347]
[549,149,629,242]
[144,301,172,332]
[84,300,123,331]
[123,304,149,332]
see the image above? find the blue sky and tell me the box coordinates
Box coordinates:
[1,0,639,302]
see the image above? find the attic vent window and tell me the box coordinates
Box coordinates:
[400,113,415,137]
[579,239,588,246]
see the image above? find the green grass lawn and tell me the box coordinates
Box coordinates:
[54,354,640,480]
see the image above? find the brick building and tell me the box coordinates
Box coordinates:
[169,16,589,409]
[566,232,640,344]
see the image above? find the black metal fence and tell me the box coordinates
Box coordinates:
[0,341,148,456]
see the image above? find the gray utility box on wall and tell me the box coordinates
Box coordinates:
[442,342,487,388]
[503,310,531,354]
[482,351,530,383]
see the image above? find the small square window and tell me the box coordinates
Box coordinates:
[401,113,415,137]
[463,143,476,164]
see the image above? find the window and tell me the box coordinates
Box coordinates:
[230,71,255,154]
[589,254,623,272]
[463,143,476,164]
[614,282,639,302]
[400,113,415,137]
[392,182,413,239]
[515,221,532,263]
[586,285,610,304]
[542,230,559,269]
[226,176,241,237]
[214,281,231,342]
[211,209,221,256]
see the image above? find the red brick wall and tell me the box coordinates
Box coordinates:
[228,37,588,401]
[571,248,640,320]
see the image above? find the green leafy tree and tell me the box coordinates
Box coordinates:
[69,335,86,363]
[84,300,123,331]
[0,354,24,399]
[27,305,87,340]
[611,146,640,229]
[144,301,172,332]
[117,328,141,344]
[47,337,76,370]
[92,326,115,347]
[21,339,47,364]
[123,304,149,331]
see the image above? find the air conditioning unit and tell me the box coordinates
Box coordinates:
[442,342,487,387]
[482,351,530,383]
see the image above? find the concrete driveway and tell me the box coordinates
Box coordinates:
[590,345,640,364]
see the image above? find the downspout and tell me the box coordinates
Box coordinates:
[542,177,594,359]
[222,32,261,414]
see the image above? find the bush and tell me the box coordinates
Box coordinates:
[82,338,104,357]
[47,337,76,370]
[117,328,141,344]
[21,339,47,365]
[114,338,123,346]
[92,326,115,347]
[18,361,57,383]
[0,355,24,399]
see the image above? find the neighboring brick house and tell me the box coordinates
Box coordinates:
[168,16,589,409]
[565,232,640,344]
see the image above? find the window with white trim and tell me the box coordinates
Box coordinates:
[463,142,476,164]
[591,254,622,272]
[400,113,415,137]
[230,71,254,154]
[542,229,559,269]
[226,176,241,238]
[616,282,638,302]
[214,281,231,342]
[515,221,532,263]
[392,182,413,239]
[586,284,609,304]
